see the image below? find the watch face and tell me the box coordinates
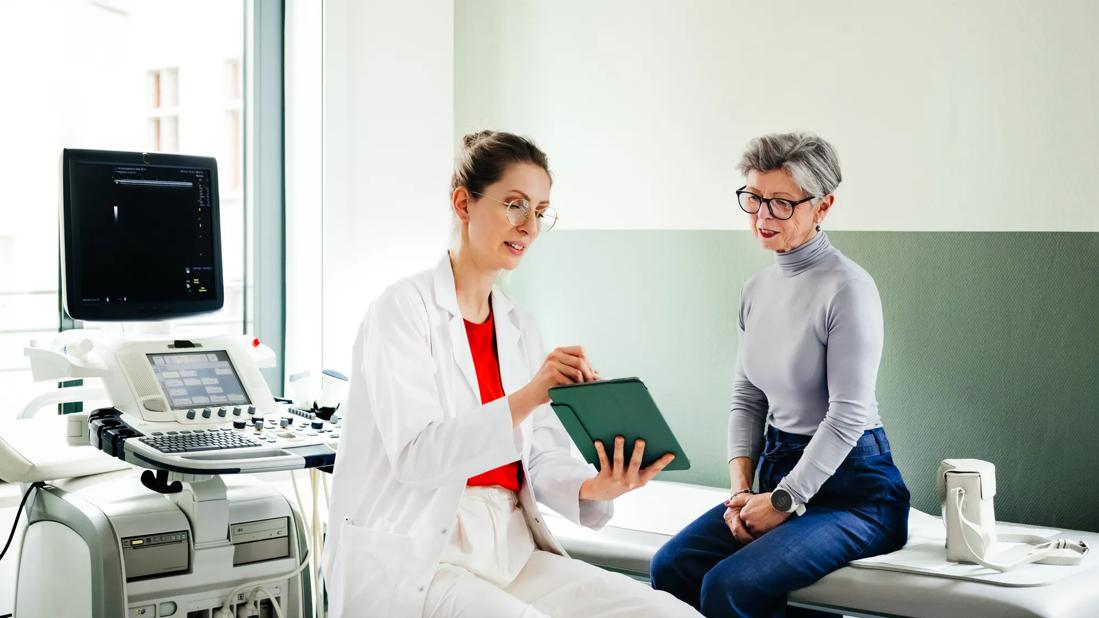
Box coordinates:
[771,489,792,512]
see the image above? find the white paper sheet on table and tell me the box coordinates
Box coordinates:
[850,509,1095,586]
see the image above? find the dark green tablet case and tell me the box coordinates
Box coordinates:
[549,377,690,471]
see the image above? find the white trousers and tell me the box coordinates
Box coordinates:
[423,486,699,618]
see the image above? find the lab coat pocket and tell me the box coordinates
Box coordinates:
[332,519,416,617]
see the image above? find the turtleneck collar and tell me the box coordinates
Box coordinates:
[775,230,834,276]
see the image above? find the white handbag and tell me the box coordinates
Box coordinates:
[937,459,1088,572]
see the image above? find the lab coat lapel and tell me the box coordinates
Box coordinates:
[432,254,480,404]
[491,288,524,396]
[449,316,479,404]
[493,287,533,462]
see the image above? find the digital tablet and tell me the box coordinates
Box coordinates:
[549,377,690,472]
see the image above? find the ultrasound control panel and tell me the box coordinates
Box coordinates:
[90,404,342,475]
[138,407,340,453]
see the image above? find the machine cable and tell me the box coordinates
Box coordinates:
[0,482,44,563]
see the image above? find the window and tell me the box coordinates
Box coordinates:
[224,59,243,192]
[149,67,180,152]
[0,1,249,416]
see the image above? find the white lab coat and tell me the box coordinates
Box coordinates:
[323,254,613,617]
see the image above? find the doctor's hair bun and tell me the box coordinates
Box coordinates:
[462,130,496,149]
[452,130,551,195]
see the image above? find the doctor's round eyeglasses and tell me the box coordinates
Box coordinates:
[471,192,559,232]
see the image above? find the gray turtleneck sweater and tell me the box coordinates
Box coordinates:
[727,231,885,505]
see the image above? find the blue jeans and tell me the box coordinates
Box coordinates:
[650,427,910,618]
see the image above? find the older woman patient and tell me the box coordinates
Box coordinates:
[650,132,911,618]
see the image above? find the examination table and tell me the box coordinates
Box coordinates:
[543,481,1099,618]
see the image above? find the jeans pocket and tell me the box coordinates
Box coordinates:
[762,441,805,462]
[761,439,783,460]
[757,458,774,491]
[818,454,886,504]
[758,454,802,492]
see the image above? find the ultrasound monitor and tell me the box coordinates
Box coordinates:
[61,149,224,321]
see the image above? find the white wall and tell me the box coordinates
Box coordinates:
[322,0,455,372]
[455,0,1099,232]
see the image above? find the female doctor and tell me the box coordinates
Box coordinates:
[324,130,698,617]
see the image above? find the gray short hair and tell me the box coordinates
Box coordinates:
[738,132,842,197]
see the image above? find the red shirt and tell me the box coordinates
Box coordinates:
[464,310,522,491]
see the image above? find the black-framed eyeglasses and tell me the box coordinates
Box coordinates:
[470,192,558,232]
[735,186,816,220]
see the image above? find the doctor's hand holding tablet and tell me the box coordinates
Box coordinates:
[514,346,689,501]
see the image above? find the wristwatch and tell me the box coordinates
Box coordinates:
[770,487,806,516]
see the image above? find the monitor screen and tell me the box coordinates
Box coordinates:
[147,350,251,410]
[62,149,224,321]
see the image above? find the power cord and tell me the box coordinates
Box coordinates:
[309,469,326,617]
[260,585,288,618]
[214,548,311,618]
[230,585,285,618]
[0,482,44,618]
[291,469,331,618]
[0,482,44,562]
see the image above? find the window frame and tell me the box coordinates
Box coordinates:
[245,0,287,394]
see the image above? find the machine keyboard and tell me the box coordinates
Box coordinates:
[140,429,263,453]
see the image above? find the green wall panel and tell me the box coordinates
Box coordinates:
[504,231,1099,532]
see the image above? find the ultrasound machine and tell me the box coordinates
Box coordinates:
[1,149,338,618]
